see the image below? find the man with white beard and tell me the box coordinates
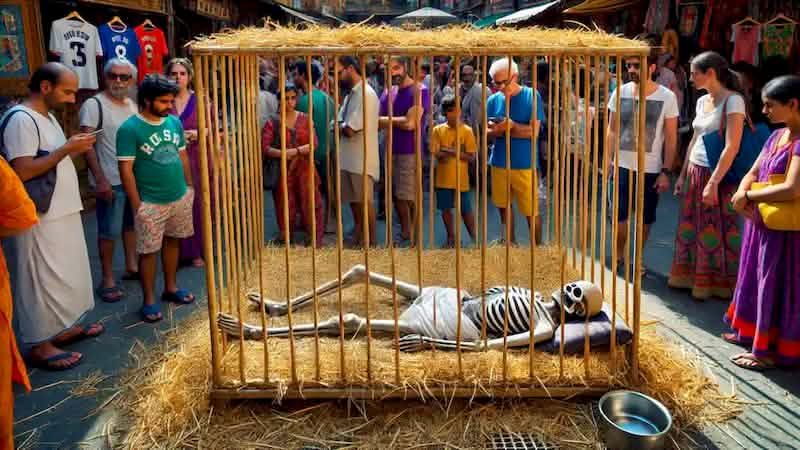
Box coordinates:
[80,58,139,302]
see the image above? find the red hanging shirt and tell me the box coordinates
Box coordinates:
[134,25,168,83]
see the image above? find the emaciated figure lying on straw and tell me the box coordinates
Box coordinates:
[218,265,632,353]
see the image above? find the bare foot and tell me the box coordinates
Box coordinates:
[29,341,82,370]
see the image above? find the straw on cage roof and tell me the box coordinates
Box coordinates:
[188,22,648,55]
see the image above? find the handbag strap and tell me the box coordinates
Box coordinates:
[0,108,41,160]
[92,96,103,130]
[716,94,756,140]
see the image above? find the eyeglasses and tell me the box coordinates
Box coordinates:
[108,73,132,81]
[626,62,641,69]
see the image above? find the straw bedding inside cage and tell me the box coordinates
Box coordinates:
[214,246,627,391]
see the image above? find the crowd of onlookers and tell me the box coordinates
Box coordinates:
[2,35,800,448]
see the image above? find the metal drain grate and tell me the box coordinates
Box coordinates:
[488,433,557,450]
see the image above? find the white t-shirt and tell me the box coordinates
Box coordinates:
[78,93,137,187]
[338,81,380,181]
[689,94,746,168]
[258,90,278,131]
[608,82,679,173]
[49,19,103,90]
[1,106,82,222]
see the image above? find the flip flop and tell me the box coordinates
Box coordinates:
[161,288,195,305]
[731,353,775,372]
[96,285,124,303]
[141,303,163,323]
[52,323,105,347]
[122,271,140,281]
[722,332,749,347]
[28,351,83,371]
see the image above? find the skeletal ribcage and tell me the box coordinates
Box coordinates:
[464,286,537,338]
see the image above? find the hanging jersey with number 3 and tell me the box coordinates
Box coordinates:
[49,19,103,90]
[98,23,141,65]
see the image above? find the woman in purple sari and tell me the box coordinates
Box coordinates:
[167,58,214,267]
[726,75,800,371]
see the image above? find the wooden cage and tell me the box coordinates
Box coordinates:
[189,26,650,402]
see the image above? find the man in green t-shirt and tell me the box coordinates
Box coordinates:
[294,60,336,231]
[117,74,195,323]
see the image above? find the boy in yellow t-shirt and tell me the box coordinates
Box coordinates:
[430,95,477,247]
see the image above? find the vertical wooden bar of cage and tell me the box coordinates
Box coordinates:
[245,56,259,320]
[546,58,554,242]
[610,55,622,374]
[194,54,222,387]
[414,56,423,289]
[249,55,269,382]
[624,58,634,325]
[570,58,579,268]
[581,56,591,280]
[360,56,373,382]
[278,56,298,384]
[241,55,256,287]
[480,55,488,343]
[559,248,566,379]
[501,54,513,382]
[236,55,251,282]
[228,55,247,385]
[208,55,226,360]
[601,56,613,299]
[454,55,463,377]
[528,55,539,378]
[428,55,435,250]
[219,56,234,318]
[590,55,600,284]
[304,55,321,382]
[384,54,401,384]
[632,51,647,381]
[332,55,346,382]
[553,57,562,251]
[559,57,568,252]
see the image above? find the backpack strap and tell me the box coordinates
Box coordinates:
[0,108,41,160]
[92,96,103,130]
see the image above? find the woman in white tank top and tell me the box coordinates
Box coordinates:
[668,51,746,300]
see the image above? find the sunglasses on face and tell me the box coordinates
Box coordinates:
[108,73,132,81]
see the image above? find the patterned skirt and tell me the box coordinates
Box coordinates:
[667,164,741,299]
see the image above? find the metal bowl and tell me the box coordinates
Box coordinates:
[598,390,672,450]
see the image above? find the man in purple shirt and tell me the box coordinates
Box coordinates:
[379,56,429,245]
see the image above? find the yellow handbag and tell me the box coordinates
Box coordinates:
[750,135,800,231]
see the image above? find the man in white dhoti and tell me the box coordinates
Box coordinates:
[1,63,103,371]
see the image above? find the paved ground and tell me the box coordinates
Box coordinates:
[11,186,800,449]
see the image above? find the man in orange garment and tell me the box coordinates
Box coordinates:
[0,156,37,450]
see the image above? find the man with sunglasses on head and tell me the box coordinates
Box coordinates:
[80,58,139,303]
[486,57,546,245]
[606,48,678,273]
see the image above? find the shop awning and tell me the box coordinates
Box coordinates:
[391,7,461,27]
[279,4,321,24]
[322,11,349,25]
[495,1,561,25]
[565,0,644,14]
[472,12,512,28]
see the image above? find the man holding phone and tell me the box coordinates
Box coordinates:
[80,58,139,302]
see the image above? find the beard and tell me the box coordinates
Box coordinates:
[628,72,640,83]
[151,105,171,117]
[110,85,129,99]
[338,77,352,91]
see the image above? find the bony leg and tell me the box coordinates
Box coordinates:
[396,335,481,352]
[218,313,410,340]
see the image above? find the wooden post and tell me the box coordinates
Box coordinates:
[632,51,648,381]
[360,56,373,382]
[610,55,622,375]
[589,55,600,285]
[193,54,222,387]
[480,54,488,343]
[528,55,539,379]
[454,55,463,377]
[428,55,435,250]
[332,55,347,382]
[305,55,321,382]
[385,54,401,384]
[501,54,513,382]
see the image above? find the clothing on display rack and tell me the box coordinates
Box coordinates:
[679,2,704,39]
[731,23,761,65]
[645,0,671,34]
[134,23,168,83]
[98,20,141,64]
[49,15,103,90]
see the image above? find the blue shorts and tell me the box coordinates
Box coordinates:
[610,168,660,226]
[436,188,474,214]
[96,185,134,240]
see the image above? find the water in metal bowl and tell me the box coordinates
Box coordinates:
[598,390,672,450]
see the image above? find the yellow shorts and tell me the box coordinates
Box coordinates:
[491,166,544,218]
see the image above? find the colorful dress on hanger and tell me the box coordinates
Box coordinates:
[731,24,761,65]
[725,130,800,366]
[762,23,796,60]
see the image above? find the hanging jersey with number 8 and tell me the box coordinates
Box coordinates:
[98,24,141,66]
[49,18,103,90]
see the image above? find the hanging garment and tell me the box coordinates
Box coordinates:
[762,23,796,60]
[98,23,141,64]
[679,4,703,38]
[731,24,762,64]
[645,0,671,34]
[134,24,168,83]
[49,19,103,90]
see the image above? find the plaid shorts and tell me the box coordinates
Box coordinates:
[134,188,194,254]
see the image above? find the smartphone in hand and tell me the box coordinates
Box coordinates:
[87,129,104,137]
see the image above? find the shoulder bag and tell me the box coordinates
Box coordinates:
[703,95,771,185]
[750,133,800,231]
[0,108,58,213]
